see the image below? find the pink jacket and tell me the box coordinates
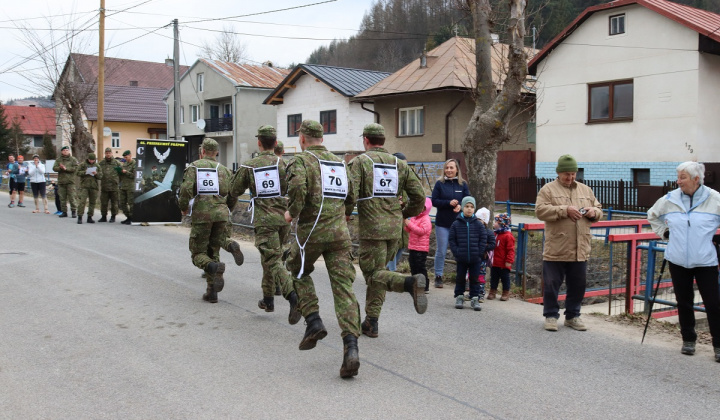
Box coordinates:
[405,197,433,252]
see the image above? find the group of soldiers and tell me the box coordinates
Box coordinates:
[179,120,428,378]
[53,146,136,224]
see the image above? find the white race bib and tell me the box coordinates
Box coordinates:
[196,167,220,195]
[372,163,398,197]
[253,165,281,198]
[319,160,347,199]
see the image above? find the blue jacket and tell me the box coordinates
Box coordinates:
[449,213,488,264]
[647,185,720,268]
[12,162,28,184]
[431,178,470,228]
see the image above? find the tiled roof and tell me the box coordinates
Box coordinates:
[83,85,168,124]
[264,64,391,105]
[201,59,290,88]
[3,105,56,135]
[528,0,720,74]
[71,53,188,89]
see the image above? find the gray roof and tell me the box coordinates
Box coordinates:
[83,84,168,124]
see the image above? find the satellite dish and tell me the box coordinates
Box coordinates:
[103,127,112,137]
[196,119,206,130]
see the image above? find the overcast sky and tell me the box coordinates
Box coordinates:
[0,0,375,101]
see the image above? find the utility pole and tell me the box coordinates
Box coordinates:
[97,0,106,152]
[173,19,181,140]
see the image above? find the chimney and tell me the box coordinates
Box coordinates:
[165,58,174,66]
[130,81,138,87]
[420,49,427,68]
[29,104,36,107]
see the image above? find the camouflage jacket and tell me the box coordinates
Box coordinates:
[179,156,231,223]
[119,158,136,190]
[348,147,425,240]
[229,151,288,227]
[287,145,355,244]
[76,160,103,190]
[98,158,121,191]
[52,155,79,185]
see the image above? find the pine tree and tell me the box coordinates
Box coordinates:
[0,101,12,160]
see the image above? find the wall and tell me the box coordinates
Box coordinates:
[92,121,167,159]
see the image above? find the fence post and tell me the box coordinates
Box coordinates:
[506,200,511,216]
[618,180,625,210]
[604,207,613,245]
[644,241,657,315]
[516,223,526,291]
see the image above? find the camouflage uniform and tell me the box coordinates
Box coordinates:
[119,154,136,221]
[76,157,102,218]
[52,152,79,214]
[349,130,427,331]
[98,153,121,218]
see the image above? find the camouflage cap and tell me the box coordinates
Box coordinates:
[88,153,96,160]
[362,123,385,137]
[297,119,323,138]
[256,125,277,137]
[202,137,219,152]
[122,150,131,156]
[104,147,112,153]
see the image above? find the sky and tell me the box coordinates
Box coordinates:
[0,0,375,101]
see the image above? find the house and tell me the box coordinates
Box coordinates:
[528,0,720,186]
[353,36,536,200]
[3,105,56,158]
[166,59,289,168]
[55,54,188,159]
[263,64,391,153]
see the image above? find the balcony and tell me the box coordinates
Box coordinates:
[203,116,233,133]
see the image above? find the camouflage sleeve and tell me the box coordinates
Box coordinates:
[286,158,306,218]
[345,160,358,217]
[401,164,425,219]
[69,157,79,172]
[52,160,60,172]
[76,162,86,177]
[228,166,250,211]
[96,163,103,180]
[178,166,196,212]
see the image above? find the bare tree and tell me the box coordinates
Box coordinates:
[200,24,248,63]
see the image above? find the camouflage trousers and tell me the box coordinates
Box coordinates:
[256,224,293,298]
[58,183,77,212]
[360,238,409,319]
[220,213,234,252]
[286,239,360,338]
[119,189,133,217]
[100,190,119,216]
[189,220,227,288]
[77,188,98,217]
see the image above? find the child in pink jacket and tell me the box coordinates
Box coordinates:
[404,197,433,293]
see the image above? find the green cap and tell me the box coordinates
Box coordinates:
[87,153,96,160]
[274,140,284,153]
[556,154,578,173]
[202,138,219,152]
[256,125,277,137]
[104,147,112,153]
[61,145,70,151]
[297,120,323,138]
[122,150,131,156]
[362,123,385,137]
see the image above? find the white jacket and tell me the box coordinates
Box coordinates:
[27,162,46,183]
[647,185,720,268]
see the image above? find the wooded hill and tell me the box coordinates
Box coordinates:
[306,0,720,72]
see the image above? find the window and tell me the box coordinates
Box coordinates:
[633,169,650,186]
[287,114,302,137]
[609,14,625,35]
[190,105,199,123]
[111,132,120,148]
[576,168,584,183]
[223,103,232,117]
[398,106,424,136]
[197,73,204,92]
[527,121,536,144]
[33,136,43,147]
[320,110,336,134]
[588,80,633,123]
[180,106,185,124]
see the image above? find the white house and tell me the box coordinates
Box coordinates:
[529,0,720,186]
[263,64,390,154]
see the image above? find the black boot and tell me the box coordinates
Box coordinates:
[275,284,282,296]
[98,215,107,222]
[287,291,301,325]
[77,216,82,224]
[258,296,275,312]
[361,316,378,338]
[87,215,95,224]
[71,210,77,218]
[299,312,327,350]
[58,212,68,218]
[109,215,116,223]
[404,274,428,314]
[202,285,218,303]
[340,335,360,378]
[121,217,132,225]
[227,241,244,266]
[434,275,443,288]
[205,262,225,292]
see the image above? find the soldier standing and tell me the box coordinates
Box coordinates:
[179,138,232,303]
[228,125,300,324]
[76,153,102,224]
[97,147,121,222]
[119,150,136,225]
[52,146,79,218]
[349,123,427,338]
[285,120,361,378]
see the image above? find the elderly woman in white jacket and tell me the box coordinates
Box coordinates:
[648,161,720,363]
[27,154,49,214]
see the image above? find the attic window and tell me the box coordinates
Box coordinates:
[129,81,138,87]
[609,14,625,35]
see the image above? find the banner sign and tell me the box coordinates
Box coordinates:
[133,139,187,224]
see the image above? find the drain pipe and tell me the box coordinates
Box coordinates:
[445,97,465,160]
[360,102,380,123]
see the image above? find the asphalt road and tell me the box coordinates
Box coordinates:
[0,196,718,419]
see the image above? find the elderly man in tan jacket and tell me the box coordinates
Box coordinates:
[536,155,602,332]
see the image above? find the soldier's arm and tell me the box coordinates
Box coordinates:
[227,167,250,211]
[345,159,359,217]
[286,158,306,218]
[52,160,61,172]
[75,163,85,177]
[402,165,425,218]
[178,166,196,212]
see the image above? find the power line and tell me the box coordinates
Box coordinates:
[183,25,427,42]
[183,0,338,24]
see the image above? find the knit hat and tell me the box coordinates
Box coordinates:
[556,154,578,173]
[461,196,476,209]
[122,150,131,156]
[476,207,490,224]
[32,154,40,160]
[87,153,96,160]
[362,123,385,137]
[256,125,277,137]
[296,120,323,138]
[495,213,511,230]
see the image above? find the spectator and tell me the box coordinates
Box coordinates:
[404,197,433,293]
[475,207,495,301]
[11,155,28,207]
[449,196,488,311]
[28,154,49,214]
[6,153,17,207]
[488,213,515,301]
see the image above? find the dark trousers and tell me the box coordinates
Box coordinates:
[455,260,481,299]
[409,250,428,291]
[490,266,511,291]
[668,262,720,348]
[31,182,46,198]
[542,261,587,319]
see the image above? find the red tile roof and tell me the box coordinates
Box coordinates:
[529,0,720,74]
[3,105,56,135]
[71,53,188,89]
[201,59,289,88]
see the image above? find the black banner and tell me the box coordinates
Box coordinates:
[133,139,187,224]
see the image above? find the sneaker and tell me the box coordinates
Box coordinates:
[470,297,482,311]
[463,293,470,301]
[434,276,443,288]
[8,203,14,208]
[478,295,485,303]
[564,317,587,331]
[714,347,720,363]
[17,202,25,207]
[681,341,696,355]
[544,317,558,331]
[455,295,464,309]
[54,211,62,215]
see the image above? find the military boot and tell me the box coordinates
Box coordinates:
[361,316,378,338]
[77,216,82,224]
[202,285,218,303]
[71,210,77,218]
[109,215,116,223]
[227,241,244,266]
[121,217,132,225]
[258,296,275,312]
[404,274,428,314]
[339,334,360,378]
[205,262,225,292]
[58,212,68,218]
[98,214,107,222]
[87,215,95,223]
[287,291,301,325]
[299,312,327,350]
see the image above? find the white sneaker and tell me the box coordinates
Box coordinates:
[455,296,464,309]
[564,317,587,331]
[544,317,558,331]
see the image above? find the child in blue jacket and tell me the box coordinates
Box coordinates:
[449,196,489,311]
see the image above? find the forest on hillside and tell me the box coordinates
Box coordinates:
[306,0,720,72]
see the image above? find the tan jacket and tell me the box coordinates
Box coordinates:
[535,179,603,261]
